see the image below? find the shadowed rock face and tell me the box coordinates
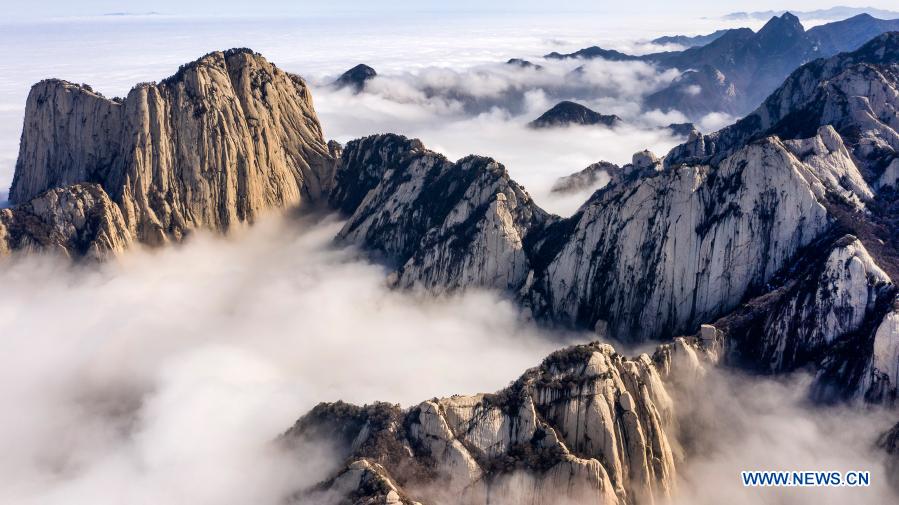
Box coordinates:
[285,339,716,505]
[666,122,699,138]
[7,48,335,254]
[880,420,899,489]
[528,101,622,129]
[334,64,378,92]
[505,58,543,70]
[651,29,732,48]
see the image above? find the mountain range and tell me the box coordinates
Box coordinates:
[1,23,898,505]
[721,6,899,22]
[549,13,899,118]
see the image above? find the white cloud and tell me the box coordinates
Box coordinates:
[671,370,899,505]
[0,214,580,505]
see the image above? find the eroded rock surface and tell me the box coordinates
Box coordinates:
[285,340,716,505]
[0,183,132,258]
[7,48,335,254]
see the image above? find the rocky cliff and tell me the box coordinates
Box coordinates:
[333,126,870,342]
[5,48,335,254]
[285,339,717,505]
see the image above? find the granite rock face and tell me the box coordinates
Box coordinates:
[723,235,894,374]
[7,48,335,253]
[856,296,899,403]
[530,132,851,341]
[0,183,132,258]
[285,340,717,505]
[332,126,875,343]
[326,39,898,402]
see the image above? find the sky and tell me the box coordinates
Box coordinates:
[4,0,899,21]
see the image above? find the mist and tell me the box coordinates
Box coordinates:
[310,56,739,215]
[670,368,899,505]
[0,214,580,505]
[2,213,894,505]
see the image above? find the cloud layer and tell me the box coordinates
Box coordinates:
[0,214,580,505]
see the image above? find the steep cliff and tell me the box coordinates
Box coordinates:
[333,126,869,342]
[720,235,894,376]
[286,340,716,505]
[528,129,868,341]
[8,48,335,252]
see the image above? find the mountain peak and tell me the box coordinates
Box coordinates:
[334,63,377,91]
[758,11,805,39]
[8,48,335,251]
[529,101,622,128]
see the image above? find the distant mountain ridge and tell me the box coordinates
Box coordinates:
[651,29,732,48]
[722,6,899,22]
[529,101,622,128]
[547,13,899,118]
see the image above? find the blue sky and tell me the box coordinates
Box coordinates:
[6,0,899,20]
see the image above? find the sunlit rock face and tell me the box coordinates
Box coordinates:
[328,37,899,399]
[528,131,871,341]
[285,340,717,505]
[0,183,132,258]
[8,48,335,253]
[861,298,899,403]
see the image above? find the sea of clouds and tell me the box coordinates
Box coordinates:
[1,10,895,505]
